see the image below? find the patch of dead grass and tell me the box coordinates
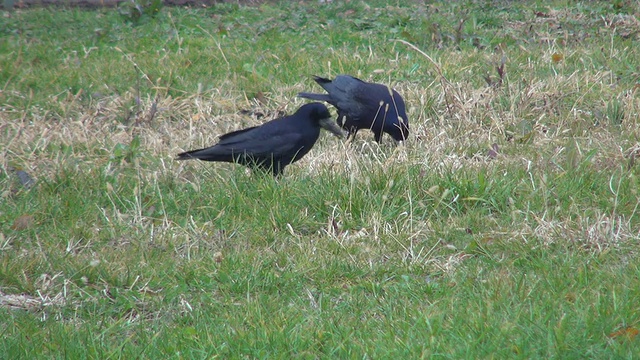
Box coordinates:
[0,273,66,312]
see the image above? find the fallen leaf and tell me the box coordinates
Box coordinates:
[12,215,34,231]
[551,53,564,63]
[608,327,639,340]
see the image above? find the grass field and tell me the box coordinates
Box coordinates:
[2,0,640,358]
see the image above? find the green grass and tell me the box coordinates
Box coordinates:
[2,0,640,358]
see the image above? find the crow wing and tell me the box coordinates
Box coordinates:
[213,124,305,159]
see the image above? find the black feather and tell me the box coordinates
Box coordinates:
[298,75,409,142]
[176,103,341,176]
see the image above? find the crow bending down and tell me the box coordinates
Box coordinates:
[176,102,344,176]
[298,75,409,143]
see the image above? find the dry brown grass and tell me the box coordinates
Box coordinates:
[3,36,639,186]
[2,3,640,357]
[1,1,638,289]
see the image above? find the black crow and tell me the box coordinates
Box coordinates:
[176,102,344,176]
[298,75,409,143]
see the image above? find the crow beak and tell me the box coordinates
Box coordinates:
[319,117,346,138]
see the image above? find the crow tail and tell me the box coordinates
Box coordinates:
[175,149,202,160]
[175,147,229,162]
[312,76,332,85]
